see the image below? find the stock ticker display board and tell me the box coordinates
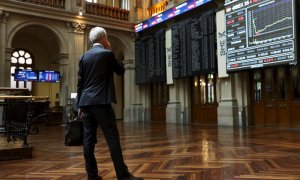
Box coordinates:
[135,30,166,84]
[171,9,216,78]
[135,0,216,84]
[225,0,297,72]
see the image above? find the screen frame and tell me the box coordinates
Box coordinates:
[225,0,298,73]
[14,69,38,82]
[38,70,60,83]
[134,0,213,33]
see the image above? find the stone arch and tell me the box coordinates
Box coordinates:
[7,20,67,54]
[7,20,68,108]
[107,31,134,61]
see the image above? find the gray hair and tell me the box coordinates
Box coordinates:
[89,27,107,44]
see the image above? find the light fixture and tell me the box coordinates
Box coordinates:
[79,8,83,16]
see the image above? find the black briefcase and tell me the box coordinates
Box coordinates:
[64,117,83,146]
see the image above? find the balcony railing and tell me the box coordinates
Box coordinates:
[85,2,129,21]
[17,0,65,9]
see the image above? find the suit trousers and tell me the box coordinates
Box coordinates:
[81,104,129,180]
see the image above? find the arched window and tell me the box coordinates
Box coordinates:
[121,0,130,10]
[10,49,33,91]
[86,0,97,3]
[86,0,129,9]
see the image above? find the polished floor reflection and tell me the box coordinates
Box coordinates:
[1,122,300,179]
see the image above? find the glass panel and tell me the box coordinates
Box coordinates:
[26,58,32,64]
[19,57,25,64]
[265,69,274,102]
[200,76,206,104]
[19,50,25,56]
[291,65,300,100]
[277,67,287,100]
[19,81,24,88]
[11,57,18,63]
[12,52,19,58]
[193,76,199,105]
[207,74,215,103]
[253,70,262,102]
[121,0,129,10]
[24,52,31,58]
[26,81,32,91]
[127,0,130,10]
[10,66,16,88]
[11,66,16,73]
[10,75,16,88]
[97,0,105,4]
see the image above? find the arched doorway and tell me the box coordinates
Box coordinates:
[10,25,61,108]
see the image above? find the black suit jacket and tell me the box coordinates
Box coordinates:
[77,45,125,107]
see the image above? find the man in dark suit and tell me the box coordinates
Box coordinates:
[77,27,143,180]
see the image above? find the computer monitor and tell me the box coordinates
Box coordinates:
[38,70,60,83]
[14,69,38,81]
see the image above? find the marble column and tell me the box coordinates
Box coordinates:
[166,78,191,124]
[123,57,151,122]
[4,48,13,87]
[66,22,86,96]
[123,59,136,122]
[217,74,239,126]
[57,53,69,106]
[58,53,69,124]
[166,81,181,123]
[0,10,7,126]
[0,10,9,87]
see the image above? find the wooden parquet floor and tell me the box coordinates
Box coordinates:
[1,122,300,180]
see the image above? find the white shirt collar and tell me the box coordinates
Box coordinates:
[93,43,104,48]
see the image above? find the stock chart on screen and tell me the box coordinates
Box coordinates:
[225,0,297,71]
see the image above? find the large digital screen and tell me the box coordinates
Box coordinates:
[225,0,297,72]
[135,30,166,84]
[14,69,38,81]
[38,71,60,83]
[135,0,213,32]
[171,10,216,78]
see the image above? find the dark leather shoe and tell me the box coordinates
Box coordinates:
[121,173,143,180]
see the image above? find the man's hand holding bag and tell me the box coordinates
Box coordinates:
[64,116,83,146]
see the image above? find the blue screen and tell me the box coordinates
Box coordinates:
[134,0,213,32]
[38,71,60,82]
[14,69,38,81]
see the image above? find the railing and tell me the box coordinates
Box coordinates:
[16,0,65,9]
[0,87,29,96]
[85,2,129,21]
[0,96,49,147]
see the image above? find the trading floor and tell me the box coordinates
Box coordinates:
[1,122,300,180]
